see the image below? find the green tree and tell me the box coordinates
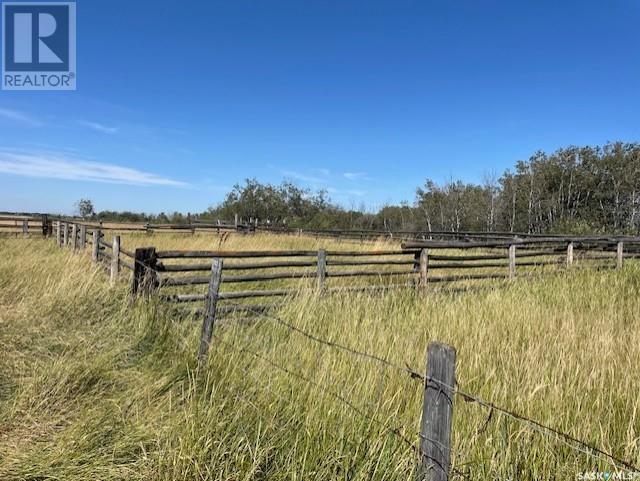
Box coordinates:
[75,199,95,219]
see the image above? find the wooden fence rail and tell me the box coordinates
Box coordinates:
[0,214,52,238]
[46,222,640,351]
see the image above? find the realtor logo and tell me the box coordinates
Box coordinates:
[2,2,76,90]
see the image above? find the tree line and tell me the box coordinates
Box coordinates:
[76,141,640,234]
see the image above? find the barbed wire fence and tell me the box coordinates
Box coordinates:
[199,301,640,480]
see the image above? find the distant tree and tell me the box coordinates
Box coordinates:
[66,141,640,235]
[75,198,95,219]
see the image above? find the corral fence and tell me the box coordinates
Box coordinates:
[42,219,640,479]
[7,210,629,244]
[50,219,640,325]
[254,225,583,243]
[0,214,52,237]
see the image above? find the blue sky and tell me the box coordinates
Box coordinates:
[1,0,639,214]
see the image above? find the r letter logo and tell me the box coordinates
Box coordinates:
[2,2,76,90]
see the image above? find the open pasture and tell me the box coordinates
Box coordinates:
[0,232,639,480]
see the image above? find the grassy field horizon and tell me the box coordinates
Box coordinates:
[1,235,639,480]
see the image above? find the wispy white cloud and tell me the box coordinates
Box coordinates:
[78,120,120,134]
[326,187,367,197]
[343,172,369,181]
[0,150,187,187]
[313,168,331,176]
[281,170,324,184]
[0,108,43,127]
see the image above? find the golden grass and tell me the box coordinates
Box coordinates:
[0,234,638,480]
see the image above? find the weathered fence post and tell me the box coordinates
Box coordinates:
[62,222,68,247]
[131,247,158,297]
[110,235,120,285]
[617,241,624,270]
[92,230,99,263]
[419,248,429,289]
[71,224,78,251]
[56,221,61,246]
[508,244,516,280]
[419,342,456,481]
[22,219,28,237]
[80,225,87,250]
[317,249,327,290]
[566,241,574,268]
[198,258,223,362]
[41,215,48,237]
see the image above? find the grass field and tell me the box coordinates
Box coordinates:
[1,234,639,480]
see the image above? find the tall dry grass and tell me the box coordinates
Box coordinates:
[0,234,638,480]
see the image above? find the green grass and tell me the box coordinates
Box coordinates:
[1,236,639,480]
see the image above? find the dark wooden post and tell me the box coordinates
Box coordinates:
[110,236,120,285]
[419,342,456,481]
[41,215,48,237]
[92,230,99,263]
[22,219,28,237]
[198,259,223,362]
[317,249,327,290]
[71,224,78,251]
[131,247,158,297]
[80,225,87,250]
[566,241,574,268]
[508,244,516,280]
[617,241,624,270]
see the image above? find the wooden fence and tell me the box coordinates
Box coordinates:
[44,220,640,479]
[0,214,52,237]
[49,220,640,325]
[9,209,630,243]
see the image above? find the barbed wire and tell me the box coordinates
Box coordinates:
[427,376,640,473]
[213,331,473,480]
[212,333,417,446]
[229,309,639,473]
[245,307,425,382]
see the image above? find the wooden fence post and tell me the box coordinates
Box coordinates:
[566,241,574,268]
[419,342,456,481]
[198,258,223,362]
[617,241,624,270]
[80,225,87,250]
[56,221,62,246]
[41,215,48,237]
[22,219,28,237]
[71,224,78,251]
[508,244,516,280]
[131,247,158,297]
[92,230,99,263]
[420,248,429,289]
[110,235,120,285]
[317,249,327,290]
[62,223,68,247]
